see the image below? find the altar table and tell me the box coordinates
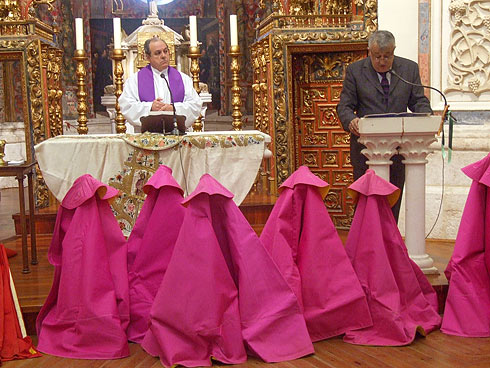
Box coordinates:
[35,131,270,235]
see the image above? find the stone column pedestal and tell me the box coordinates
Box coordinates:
[359,115,442,274]
[358,117,402,181]
[398,126,439,274]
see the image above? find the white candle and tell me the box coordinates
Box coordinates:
[75,18,83,51]
[113,18,121,49]
[189,15,197,47]
[230,14,238,47]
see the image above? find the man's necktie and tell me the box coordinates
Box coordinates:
[380,72,390,101]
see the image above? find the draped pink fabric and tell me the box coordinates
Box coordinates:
[141,174,313,367]
[343,169,441,346]
[126,165,185,343]
[442,153,490,337]
[259,165,372,341]
[36,174,129,359]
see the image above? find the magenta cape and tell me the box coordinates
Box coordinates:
[259,165,372,341]
[343,170,441,346]
[126,165,185,343]
[36,174,129,359]
[442,153,490,337]
[141,174,313,367]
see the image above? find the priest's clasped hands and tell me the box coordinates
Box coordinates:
[151,98,174,111]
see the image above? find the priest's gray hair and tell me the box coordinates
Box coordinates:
[368,30,396,50]
[144,37,168,56]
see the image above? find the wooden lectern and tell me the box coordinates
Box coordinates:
[358,114,442,274]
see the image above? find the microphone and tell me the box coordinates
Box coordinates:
[160,72,179,135]
[389,68,447,107]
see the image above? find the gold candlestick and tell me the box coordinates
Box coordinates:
[0,140,6,166]
[228,44,242,131]
[111,48,126,134]
[73,49,88,135]
[188,45,203,132]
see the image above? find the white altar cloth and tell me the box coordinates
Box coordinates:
[35,131,269,235]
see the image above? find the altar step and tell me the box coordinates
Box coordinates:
[12,191,276,237]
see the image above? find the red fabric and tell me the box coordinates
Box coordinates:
[0,244,40,362]
[3,248,16,259]
[442,153,490,337]
[141,174,313,367]
[126,165,185,343]
[36,174,129,359]
[260,166,372,341]
[344,170,441,346]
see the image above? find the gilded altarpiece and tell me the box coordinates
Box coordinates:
[251,0,376,228]
[0,14,63,207]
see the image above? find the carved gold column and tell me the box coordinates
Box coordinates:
[251,47,261,131]
[228,44,242,131]
[73,49,88,134]
[54,49,64,135]
[188,45,203,132]
[112,48,126,134]
[44,45,63,136]
[0,140,6,165]
[260,44,269,133]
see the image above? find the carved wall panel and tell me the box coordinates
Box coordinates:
[447,0,490,96]
[432,0,490,110]
[291,48,366,229]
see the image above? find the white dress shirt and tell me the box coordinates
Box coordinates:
[119,66,203,133]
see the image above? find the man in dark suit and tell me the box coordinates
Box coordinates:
[336,30,432,222]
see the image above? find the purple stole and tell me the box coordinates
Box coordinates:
[137,65,185,103]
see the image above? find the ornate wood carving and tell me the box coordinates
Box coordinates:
[0,14,62,207]
[42,44,63,136]
[253,1,376,227]
[292,49,365,228]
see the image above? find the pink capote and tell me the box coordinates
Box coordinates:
[126,165,185,343]
[36,174,129,359]
[259,165,372,341]
[141,174,314,367]
[343,169,441,346]
[442,153,490,337]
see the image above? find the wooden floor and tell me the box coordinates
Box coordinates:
[1,190,490,367]
[0,331,489,368]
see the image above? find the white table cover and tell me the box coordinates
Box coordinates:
[35,131,269,235]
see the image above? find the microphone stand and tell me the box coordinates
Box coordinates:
[160,72,180,135]
[390,68,448,117]
[390,67,455,158]
[390,68,454,136]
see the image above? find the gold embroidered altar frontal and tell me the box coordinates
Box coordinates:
[34,131,268,235]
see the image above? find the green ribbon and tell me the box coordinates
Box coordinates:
[448,111,454,163]
[441,110,455,163]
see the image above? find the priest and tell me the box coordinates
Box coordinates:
[119,37,202,133]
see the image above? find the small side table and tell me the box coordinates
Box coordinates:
[0,161,38,273]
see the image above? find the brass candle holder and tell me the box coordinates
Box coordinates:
[188,45,203,132]
[111,48,127,134]
[73,49,88,135]
[228,44,242,131]
[0,139,6,166]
